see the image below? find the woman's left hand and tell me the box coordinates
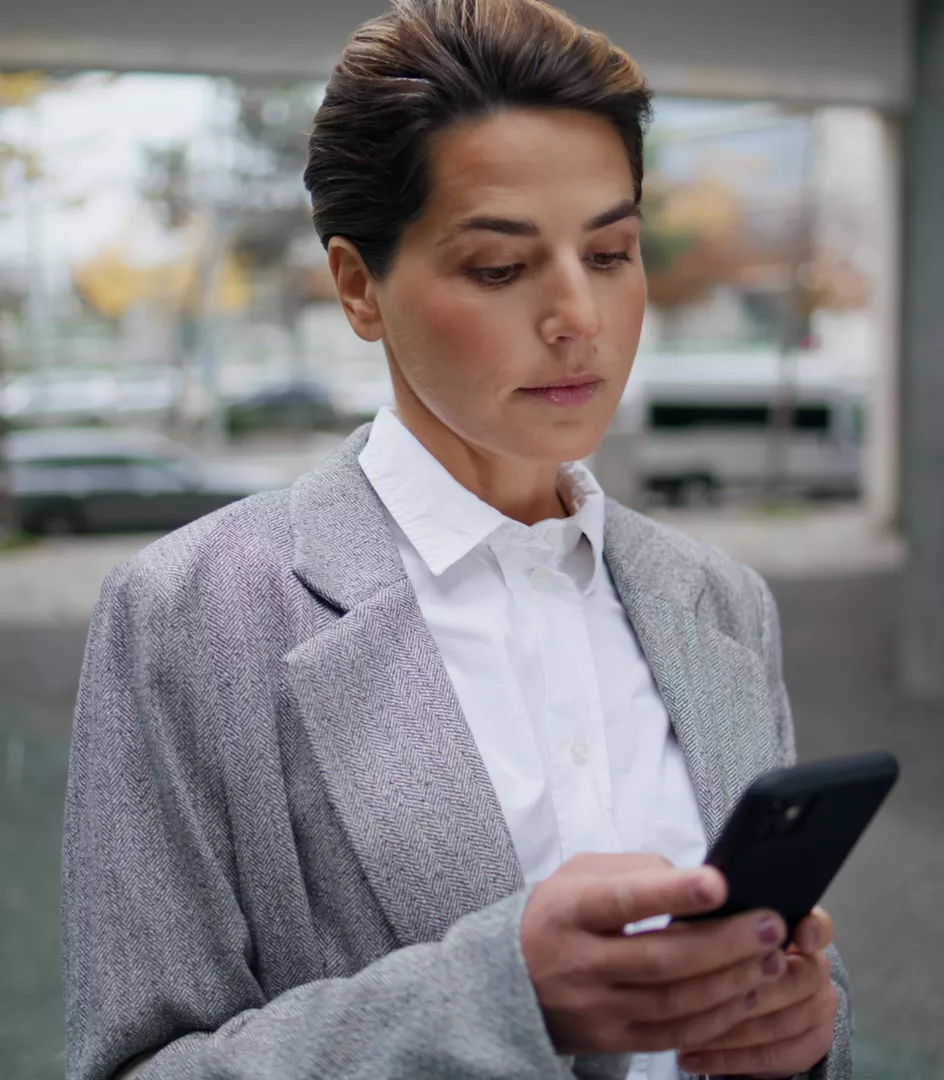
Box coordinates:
[677,906,839,1078]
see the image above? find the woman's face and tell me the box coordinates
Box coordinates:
[345,107,647,466]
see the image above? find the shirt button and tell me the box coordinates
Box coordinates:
[529,566,554,591]
[569,738,590,764]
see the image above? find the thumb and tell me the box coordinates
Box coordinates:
[793,905,835,954]
[571,865,727,935]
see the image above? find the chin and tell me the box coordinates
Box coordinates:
[519,425,608,465]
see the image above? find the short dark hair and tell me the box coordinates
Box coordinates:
[304,0,652,278]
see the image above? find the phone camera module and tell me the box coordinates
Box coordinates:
[772,799,809,834]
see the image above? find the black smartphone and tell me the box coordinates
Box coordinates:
[677,751,899,939]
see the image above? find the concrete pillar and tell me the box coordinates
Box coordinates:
[864,115,904,533]
[901,0,944,698]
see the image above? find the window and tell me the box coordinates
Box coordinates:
[131,460,195,492]
[792,406,830,432]
[649,403,770,429]
[648,402,832,432]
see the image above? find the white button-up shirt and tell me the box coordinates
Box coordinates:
[360,407,708,1080]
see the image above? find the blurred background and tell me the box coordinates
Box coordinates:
[0,1,942,1077]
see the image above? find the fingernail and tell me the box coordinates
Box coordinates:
[805,921,822,949]
[692,873,720,905]
[762,951,784,976]
[758,915,783,945]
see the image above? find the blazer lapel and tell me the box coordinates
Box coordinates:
[605,503,739,847]
[286,430,523,946]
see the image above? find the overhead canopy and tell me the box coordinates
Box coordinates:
[0,0,910,107]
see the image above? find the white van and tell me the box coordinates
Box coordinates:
[606,356,866,506]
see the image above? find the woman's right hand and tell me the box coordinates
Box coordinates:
[520,853,790,1057]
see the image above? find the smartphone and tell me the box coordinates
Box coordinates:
[676,751,899,939]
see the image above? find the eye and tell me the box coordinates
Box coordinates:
[468,264,524,287]
[587,251,632,270]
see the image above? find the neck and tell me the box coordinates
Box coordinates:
[391,397,568,527]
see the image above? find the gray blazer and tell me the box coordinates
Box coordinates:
[62,426,853,1080]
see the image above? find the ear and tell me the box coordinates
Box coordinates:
[328,237,384,343]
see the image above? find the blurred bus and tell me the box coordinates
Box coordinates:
[609,356,866,506]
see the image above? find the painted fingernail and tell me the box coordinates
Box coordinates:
[762,951,784,976]
[758,915,783,945]
[744,989,760,1010]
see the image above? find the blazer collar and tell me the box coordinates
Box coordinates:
[289,425,407,611]
[602,498,707,608]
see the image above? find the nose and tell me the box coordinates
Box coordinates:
[539,259,602,345]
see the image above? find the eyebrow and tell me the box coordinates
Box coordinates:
[585,198,642,231]
[440,198,640,245]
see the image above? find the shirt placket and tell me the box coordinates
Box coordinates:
[496,539,621,866]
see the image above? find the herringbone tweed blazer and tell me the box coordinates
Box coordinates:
[62,425,853,1080]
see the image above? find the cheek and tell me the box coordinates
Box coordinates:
[609,269,647,326]
[392,284,519,394]
[602,274,646,357]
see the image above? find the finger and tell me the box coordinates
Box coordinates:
[595,908,787,985]
[572,865,727,934]
[624,983,764,1054]
[687,980,838,1051]
[737,951,828,1022]
[555,852,673,880]
[793,906,835,954]
[678,1019,836,1077]
[608,947,788,1022]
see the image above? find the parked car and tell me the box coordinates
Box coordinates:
[223,382,336,436]
[4,428,273,536]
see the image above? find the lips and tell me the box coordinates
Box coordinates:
[518,377,602,408]
[521,375,601,391]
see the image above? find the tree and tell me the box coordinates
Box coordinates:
[139,80,319,311]
[641,146,753,341]
[0,72,46,205]
[639,138,699,280]
[227,81,323,344]
[70,217,251,323]
[639,137,757,340]
[140,81,316,265]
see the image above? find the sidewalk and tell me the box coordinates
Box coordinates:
[0,504,906,626]
[653,504,904,578]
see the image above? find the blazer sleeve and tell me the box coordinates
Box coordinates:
[754,573,854,1080]
[62,564,612,1080]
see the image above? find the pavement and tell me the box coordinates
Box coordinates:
[0,508,940,1079]
[0,504,906,627]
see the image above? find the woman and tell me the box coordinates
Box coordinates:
[62,1,852,1078]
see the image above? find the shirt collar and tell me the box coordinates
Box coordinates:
[359,406,606,587]
[555,461,606,589]
[359,407,505,576]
